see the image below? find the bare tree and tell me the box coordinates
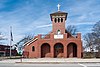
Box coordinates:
[0,32,7,44]
[92,21,100,52]
[83,21,100,52]
[83,33,94,52]
[15,34,34,53]
[0,32,7,40]
[65,25,77,35]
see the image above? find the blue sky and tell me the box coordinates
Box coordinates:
[0,0,100,45]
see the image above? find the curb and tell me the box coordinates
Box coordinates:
[16,62,100,64]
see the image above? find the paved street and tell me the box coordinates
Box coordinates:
[0,58,100,67]
[0,63,100,67]
[0,58,100,63]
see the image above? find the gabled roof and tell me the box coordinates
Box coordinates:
[23,38,38,47]
[50,11,67,15]
[24,32,52,47]
[50,11,68,21]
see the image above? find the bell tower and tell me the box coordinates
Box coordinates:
[50,4,68,35]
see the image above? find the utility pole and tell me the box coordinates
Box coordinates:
[10,26,13,58]
[10,38,12,58]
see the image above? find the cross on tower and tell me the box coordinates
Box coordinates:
[57,4,60,11]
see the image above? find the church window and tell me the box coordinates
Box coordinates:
[58,18,60,23]
[57,30,61,35]
[61,18,63,22]
[54,18,57,23]
[32,46,35,51]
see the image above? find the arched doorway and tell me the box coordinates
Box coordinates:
[41,43,50,58]
[67,43,77,58]
[54,43,64,58]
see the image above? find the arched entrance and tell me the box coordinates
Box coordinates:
[54,43,64,58]
[67,43,77,58]
[41,43,50,58]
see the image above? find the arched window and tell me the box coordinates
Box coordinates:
[57,30,61,35]
[32,46,35,51]
[58,18,60,23]
[61,18,63,22]
[54,18,57,23]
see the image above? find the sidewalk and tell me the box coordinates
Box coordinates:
[0,58,100,64]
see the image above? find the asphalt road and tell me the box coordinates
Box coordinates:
[0,63,100,67]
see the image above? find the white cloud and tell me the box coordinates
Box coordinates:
[36,24,52,28]
[0,0,100,45]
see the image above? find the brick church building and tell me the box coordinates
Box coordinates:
[23,5,83,58]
